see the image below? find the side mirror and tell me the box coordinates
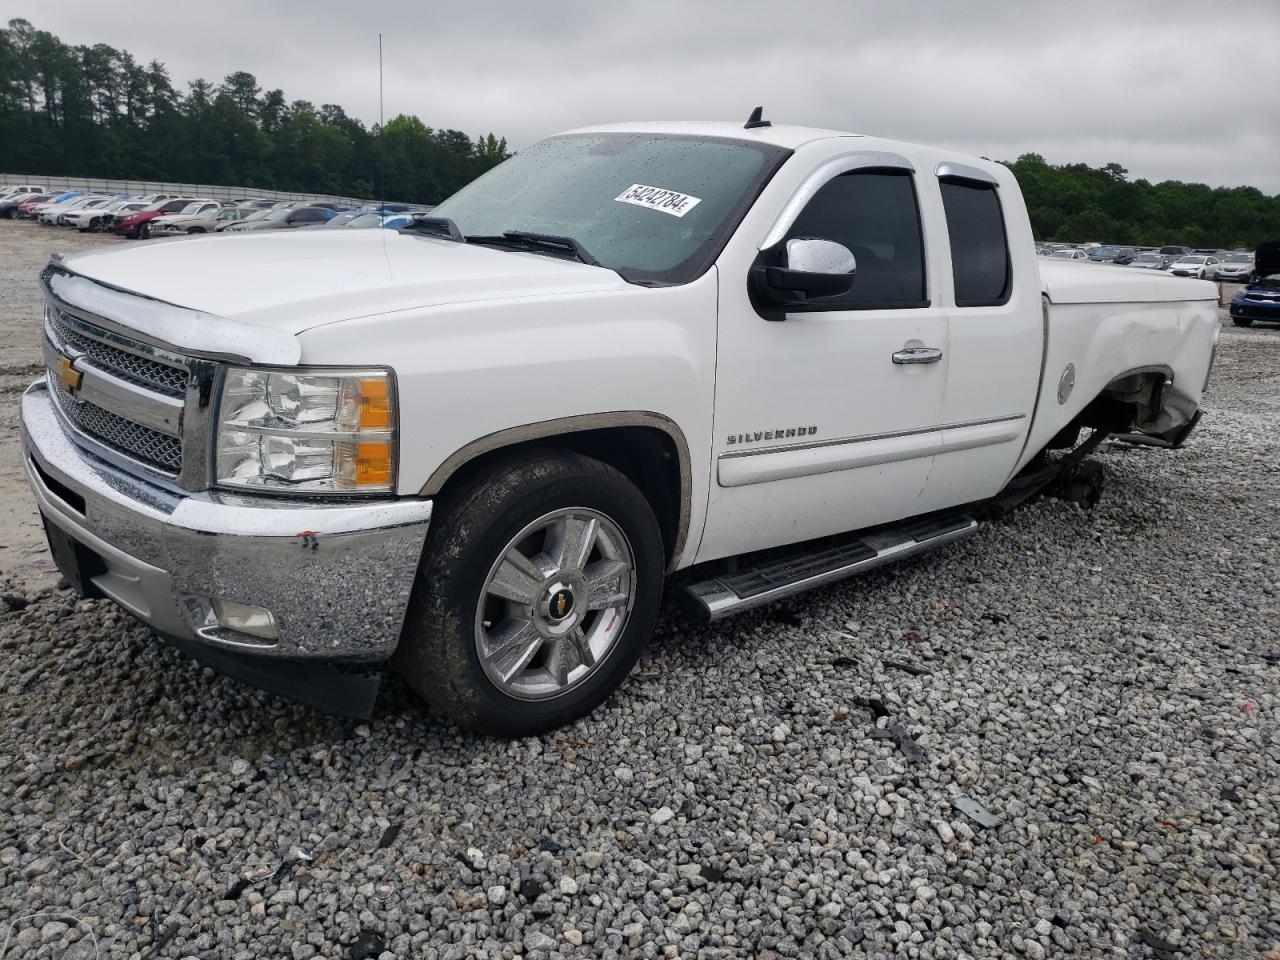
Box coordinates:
[751,238,857,317]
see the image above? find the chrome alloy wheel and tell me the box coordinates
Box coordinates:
[475,507,637,701]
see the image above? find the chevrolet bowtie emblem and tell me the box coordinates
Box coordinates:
[55,353,83,394]
[555,594,567,617]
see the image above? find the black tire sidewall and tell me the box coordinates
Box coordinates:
[401,454,664,735]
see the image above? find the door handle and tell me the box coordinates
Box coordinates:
[892,346,943,365]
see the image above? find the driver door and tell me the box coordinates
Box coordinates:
[697,166,951,563]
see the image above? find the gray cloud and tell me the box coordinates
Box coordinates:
[9,0,1279,192]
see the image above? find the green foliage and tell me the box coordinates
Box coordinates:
[0,18,511,202]
[1004,153,1280,249]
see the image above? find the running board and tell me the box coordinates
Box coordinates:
[684,513,978,622]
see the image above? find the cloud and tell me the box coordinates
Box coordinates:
[14,0,1280,192]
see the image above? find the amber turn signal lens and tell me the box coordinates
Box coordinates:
[355,440,392,486]
[358,378,391,429]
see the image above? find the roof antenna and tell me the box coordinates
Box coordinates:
[744,105,771,129]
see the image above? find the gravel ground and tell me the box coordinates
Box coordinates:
[0,220,123,587]
[1,221,1278,958]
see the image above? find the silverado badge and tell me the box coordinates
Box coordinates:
[55,354,83,394]
[726,426,817,446]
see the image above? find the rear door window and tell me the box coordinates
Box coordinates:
[940,179,1011,307]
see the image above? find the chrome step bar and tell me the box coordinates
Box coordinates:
[684,513,978,622]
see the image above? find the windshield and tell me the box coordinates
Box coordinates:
[177,202,205,215]
[264,208,293,221]
[1052,250,1078,258]
[429,133,791,284]
[1226,254,1251,263]
[1133,255,1159,263]
[240,209,271,222]
[344,212,383,228]
[1177,257,1205,264]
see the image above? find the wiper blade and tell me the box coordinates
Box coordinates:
[405,216,464,241]
[468,230,601,267]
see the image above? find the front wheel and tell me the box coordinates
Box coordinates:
[1232,316,1253,327]
[395,450,664,736]
[139,222,151,239]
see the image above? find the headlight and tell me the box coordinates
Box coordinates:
[215,366,396,494]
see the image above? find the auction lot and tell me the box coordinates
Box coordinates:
[1,218,1277,958]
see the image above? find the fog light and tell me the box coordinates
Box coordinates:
[212,598,278,640]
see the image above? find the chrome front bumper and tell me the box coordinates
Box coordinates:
[21,380,432,674]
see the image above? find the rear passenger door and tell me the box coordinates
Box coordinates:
[925,165,1042,505]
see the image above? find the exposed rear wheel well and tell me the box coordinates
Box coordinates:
[1048,368,1173,449]
[429,426,686,567]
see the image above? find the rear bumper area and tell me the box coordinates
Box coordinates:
[20,381,432,714]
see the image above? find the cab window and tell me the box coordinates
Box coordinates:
[940,179,1011,307]
[783,169,927,309]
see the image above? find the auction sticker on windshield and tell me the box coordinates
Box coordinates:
[615,184,702,218]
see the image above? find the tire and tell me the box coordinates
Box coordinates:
[139,222,151,239]
[1232,316,1253,327]
[187,227,205,234]
[395,449,664,736]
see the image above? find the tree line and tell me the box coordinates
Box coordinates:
[2,17,1278,246]
[0,18,508,202]
[1004,154,1279,250]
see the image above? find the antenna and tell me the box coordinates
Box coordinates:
[377,33,385,211]
[744,105,770,129]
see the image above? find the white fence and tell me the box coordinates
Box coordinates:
[0,172,374,206]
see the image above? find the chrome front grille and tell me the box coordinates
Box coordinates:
[48,376,184,472]
[43,305,200,479]
[47,308,190,397]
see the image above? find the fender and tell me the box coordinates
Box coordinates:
[419,411,693,568]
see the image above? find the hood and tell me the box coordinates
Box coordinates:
[57,228,629,333]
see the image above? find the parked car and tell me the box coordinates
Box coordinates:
[56,197,118,226]
[1228,243,1280,326]
[318,211,410,229]
[1088,245,1137,264]
[39,194,111,225]
[17,192,79,218]
[152,206,255,236]
[221,205,334,231]
[110,198,195,239]
[0,192,51,218]
[1158,245,1191,258]
[17,192,80,219]
[146,199,223,234]
[66,199,146,232]
[1052,248,1088,260]
[1169,255,1218,279]
[314,211,364,228]
[1,183,45,197]
[1214,253,1254,282]
[1128,253,1170,271]
[215,208,273,232]
[20,119,1218,733]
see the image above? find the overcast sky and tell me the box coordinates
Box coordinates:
[9,0,1279,193]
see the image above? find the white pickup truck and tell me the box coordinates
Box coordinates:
[21,116,1218,734]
